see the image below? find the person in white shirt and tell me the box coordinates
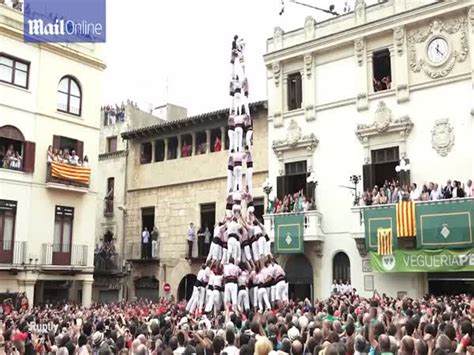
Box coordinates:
[410,183,420,201]
[227,154,234,194]
[223,329,239,355]
[273,260,288,305]
[467,180,474,197]
[212,265,224,317]
[198,264,211,312]
[186,265,205,314]
[224,257,240,311]
[69,149,80,165]
[245,146,253,196]
[232,150,245,193]
[227,218,241,263]
[330,280,338,295]
[234,114,244,153]
[237,264,250,312]
[187,223,195,259]
[207,223,224,263]
[256,265,271,311]
[228,112,235,153]
[204,267,216,314]
[141,227,150,259]
[249,267,258,310]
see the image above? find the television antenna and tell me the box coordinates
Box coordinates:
[279,0,340,16]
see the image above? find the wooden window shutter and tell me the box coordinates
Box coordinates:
[53,135,61,150]
[23,141,36,173]
[76,140,84,160]
[297,74,302,108]
[276,176,285,199]
[362,164,374,192]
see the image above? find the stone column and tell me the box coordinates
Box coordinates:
[205,130,211,153]
[177,135,182,158]
[220,127,226,149]
[393,26,409,103]
[82,279,93,307]
[164,138,169,161]
[355,38,369,111]
[151,140,156,162]
[191,132,196,156]
[302,54,316,121]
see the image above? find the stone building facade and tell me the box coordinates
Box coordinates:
[121,102,268,300]
[264,0,474,300]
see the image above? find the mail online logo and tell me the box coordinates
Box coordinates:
[24,0,106,43]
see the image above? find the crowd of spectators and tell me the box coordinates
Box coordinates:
[1,292,473,355]
[103,104,126,126]
[46,146,89,168]
[362,179,474,206]
[0,144,22,170]
[268,191,315,214]
[373,76,391,92]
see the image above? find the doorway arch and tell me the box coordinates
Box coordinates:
[333,252,351,282]
[285,254,313,301]
[178,274,196,301]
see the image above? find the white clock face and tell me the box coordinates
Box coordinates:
[427,37,449,64]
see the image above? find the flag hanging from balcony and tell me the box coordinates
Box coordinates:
[377,228,392,256]
[51,162,90,185]
[274,214,304,254]
[396,201,416,237]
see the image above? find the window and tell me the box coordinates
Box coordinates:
[210,129,222,153]
[333,252,351,282]
[195,132,207,155]
[199,203,216,258]
[57,76,82,116]
[0,53,29,88]
[141,207,155,234]
[372,49,392,92]
[0,125,35,173]
[0,200,16,263]
[140,142,152,164]
[287,72,302,111]
[253,198,264,222]
[107,136,117,153]
[105,178,114,214]
[363,146,401,191]
[277,161,309,204]
[53,206,74,253]
[181,134,192,157]
[52,135,84,162]
[155,140,165,162]
[167,137,178,160]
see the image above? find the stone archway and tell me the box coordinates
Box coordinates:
[178,274,196,301]
[333,252,351,282]
[285,254,313,301]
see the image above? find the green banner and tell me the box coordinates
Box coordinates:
[274,214,304,254]
[416,199,474,249]
[363,205,398,251]
[370,249,474,272]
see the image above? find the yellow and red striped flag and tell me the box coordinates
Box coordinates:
[51,161,90,185]
[377,228,392,256]
[396,201,416,237]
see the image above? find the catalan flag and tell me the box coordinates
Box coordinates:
[51,161,90,185]
[377,228,392,256]
[396,201,416,237]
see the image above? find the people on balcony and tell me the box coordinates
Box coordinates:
[186,222,195,259]
[141,227,151,259]
[181,141,192,157]
[48,147,89,167]
[268,190,314,214]
[214,137,222,152]
[363,178,472,206]
[0,144,22,170]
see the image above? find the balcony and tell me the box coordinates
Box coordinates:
[351,197,474,257]
[94,252,122,274]
[125,241,160,263]
[45,163,90,193]
[41,244,88,267]
[0,241,27,266]
[264,210,325,243]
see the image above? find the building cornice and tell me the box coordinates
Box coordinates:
[99,150,128,161]
[264,1,470,64]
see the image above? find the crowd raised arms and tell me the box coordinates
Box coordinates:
[1,293,473,355]
[268,190,315,214]
[363,179,474,206]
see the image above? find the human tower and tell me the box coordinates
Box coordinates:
[186,36,288,316]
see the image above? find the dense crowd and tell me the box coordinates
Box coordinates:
[363,179,474,206]
[268,191,315,214]
[46,146,89,168]
[1,292,473,355]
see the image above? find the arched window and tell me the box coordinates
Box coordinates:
[57,76,82,116]
[0,125,35,173]
[333,252,351,283]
